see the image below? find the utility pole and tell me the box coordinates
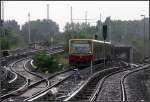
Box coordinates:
[71,9,98,35]
[1,1,4,21]
[85,11,87,25]
[47,4,49,20]
[106,16,111,43]
[96,13,102,40]
[100,13,101,22]
[47,4,52,48]
[28,12,31,44]
[149,20,150,58]
[99,13,102,40]
[141,15,146,59]
[70,6,73,31]
[70,7,73,24]
[1,1,5,37]
[85,11,88,34]
[109,17,111,43]
[124,22,127,44]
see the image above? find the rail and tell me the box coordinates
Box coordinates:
[120,64,149,101]
[1,58,29,101]
[1,46,65,101]
[24,60,50,87]
[64,65,127,101]
[1,66,8,81]
[24,74,72,101]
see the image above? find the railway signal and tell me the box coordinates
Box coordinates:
[28,12,31,44]
[140,15,146,59]
[94,34,98,40]
[102,25,107,41]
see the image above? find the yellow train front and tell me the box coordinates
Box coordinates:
[69,39,114,68]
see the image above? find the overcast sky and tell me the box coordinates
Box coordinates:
[2,1,149,32]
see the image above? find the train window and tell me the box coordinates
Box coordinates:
[71,43,91,54]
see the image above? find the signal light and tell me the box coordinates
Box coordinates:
[103,25,107,41]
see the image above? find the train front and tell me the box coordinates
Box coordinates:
[69,39,93,68]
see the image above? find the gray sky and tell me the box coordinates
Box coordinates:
[2,1,149,32]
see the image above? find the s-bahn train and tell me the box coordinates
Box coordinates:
[69,39,115,67]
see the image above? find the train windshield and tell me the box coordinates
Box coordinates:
[71,43,91,54]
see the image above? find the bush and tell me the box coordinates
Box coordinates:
[55,52,68,66]
[0,38,10,50]
[32,51,61,73]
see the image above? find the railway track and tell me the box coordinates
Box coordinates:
[3,46,141,101]
[95,63,149,102]
[4,46,64,83]
[11,58,43,84]
[143,57,150,63]
[64,62,129,101]
[85,63,149,101]
[94,67,134,101]
[24,72,72,101]
[19,61,111,101]
[1,57,44,101]
[2,66,73,102]
[1,46,64,66]
[23,61,123,101]
[120,63,149,101]
[1,46,65,101]
[38,64,102,101]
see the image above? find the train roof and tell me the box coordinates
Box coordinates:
[69,39,112,44]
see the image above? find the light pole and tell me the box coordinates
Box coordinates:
[1,1,4,22]
[1,1,5,37]
[141,15,146,59]
[28,12,31,44]
[47,3,52,48]
[70,6,73,32]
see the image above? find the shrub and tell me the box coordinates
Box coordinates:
[32,51,61,73]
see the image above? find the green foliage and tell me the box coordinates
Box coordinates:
[0,20,26,50]
[55,52,68,66]
[1,18,149,62]
[32,51,61,73]
[64,22,97,37]
[4,20,20,33]
[63,22,96,52]
[105,18,149,61]
[0,28,10,50]
[21,19,59,43]
[130,36,144,49]
[110,18,149,44]
[0,37,10,50]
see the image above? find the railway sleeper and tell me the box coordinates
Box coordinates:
[82,89,94,93]
[88,84,97,87]
[82,89,94,92]
[79,93,91,97]
[75,95,89,99]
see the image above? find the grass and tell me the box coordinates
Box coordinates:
[54,52,69,66]
[10,42,28,49]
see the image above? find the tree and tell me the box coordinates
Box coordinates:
[0,20,25,49]
[0,37,10,50]
[21,19,59,43]
[63,22,98,52]
[4,20,20,33]
[0,28,11,50]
